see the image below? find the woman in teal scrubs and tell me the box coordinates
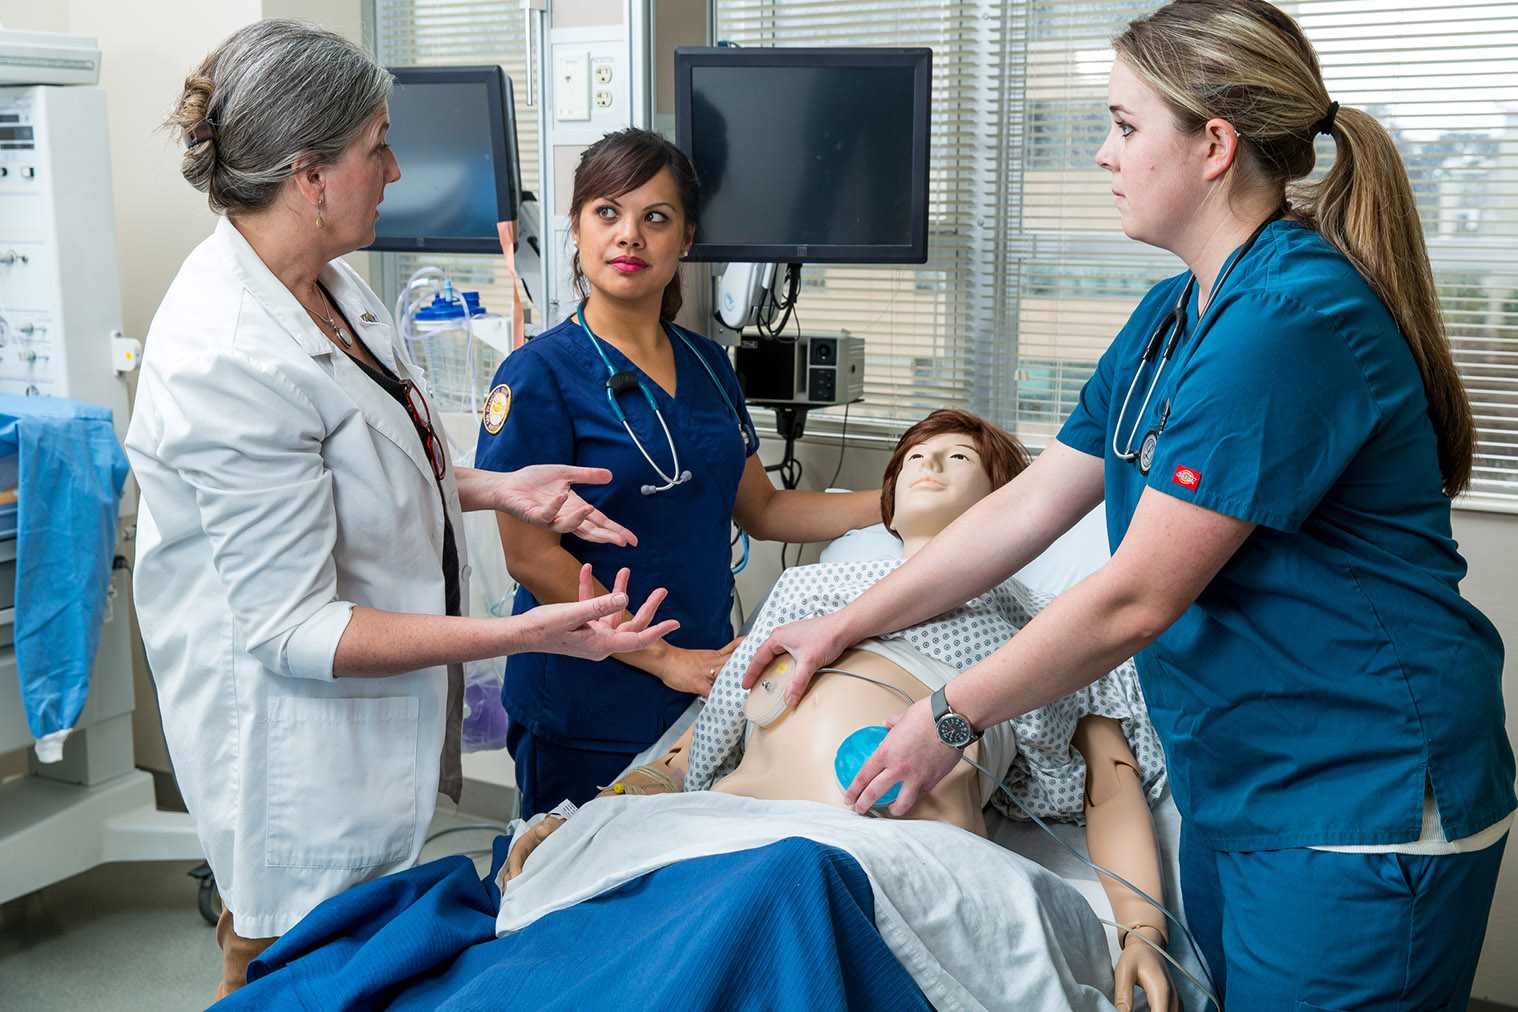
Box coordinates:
[744,3,1515,1009]
[476,129,879,820]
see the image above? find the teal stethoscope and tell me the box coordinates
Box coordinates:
[1113,211,1282,475]
[577,301,759,495]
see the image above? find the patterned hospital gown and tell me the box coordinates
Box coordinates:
[686,558,1167,824]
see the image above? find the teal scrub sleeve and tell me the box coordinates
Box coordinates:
[474,346,575,476]
[1058,276,1186,460]
[1057,336,1121,459]
[1145,288,1380,532]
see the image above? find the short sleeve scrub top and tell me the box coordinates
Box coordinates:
[475,315,758,815]
[1058,220,1515,853]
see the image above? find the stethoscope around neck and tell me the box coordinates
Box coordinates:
[577,300,758,495]
[1112,211,1283,466]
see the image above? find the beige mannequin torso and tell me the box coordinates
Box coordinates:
[711,647,988,838]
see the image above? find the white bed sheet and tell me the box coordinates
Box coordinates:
[500,791,1120,1012]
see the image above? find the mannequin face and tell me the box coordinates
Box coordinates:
[892,431,994,545]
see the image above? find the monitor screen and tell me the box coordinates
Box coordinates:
[368,65,521,254]
[675,47,931,264]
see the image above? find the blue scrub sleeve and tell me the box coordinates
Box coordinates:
[1057,335,1121,459]
[475,346,576,476]
[1146,288,1379,531]
[1057,277,1183,459]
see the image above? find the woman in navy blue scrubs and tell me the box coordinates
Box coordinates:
[744,3,1515,1009]
[476,129,880,819]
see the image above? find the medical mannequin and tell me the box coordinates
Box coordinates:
[509,410,1175,1011]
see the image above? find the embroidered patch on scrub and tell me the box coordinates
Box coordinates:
[1172,465,1201,490]
[482,383,512,434]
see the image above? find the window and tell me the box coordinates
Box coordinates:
[714,0,1518,505]
[372,0,539,351]
[371,0,1518,505]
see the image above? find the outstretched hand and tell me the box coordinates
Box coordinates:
[740,612,851,707]
[519,565,678,660]
[843,698,961,816]
[460,464,636,546]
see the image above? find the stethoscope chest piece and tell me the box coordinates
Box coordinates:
[1138,429,1158,476]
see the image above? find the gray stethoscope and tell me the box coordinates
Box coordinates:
[577,301,759,495]
[1112,211,1282,474]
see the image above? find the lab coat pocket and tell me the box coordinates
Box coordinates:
[264,694,420,870]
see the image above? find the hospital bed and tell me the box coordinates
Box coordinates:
[206,505,1205,1012]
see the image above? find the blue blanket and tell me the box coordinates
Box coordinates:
[216,836,932,1012]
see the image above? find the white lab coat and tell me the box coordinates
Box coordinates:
[127,218,469,938]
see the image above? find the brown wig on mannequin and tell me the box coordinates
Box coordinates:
[880,410,1030,537]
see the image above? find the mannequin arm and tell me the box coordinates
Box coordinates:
[502,726,695,883]
[1072,715,1175,1012]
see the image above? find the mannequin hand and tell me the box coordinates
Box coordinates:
[503,816,565,883]
[459,464,636,546]
[651,637,741,697]
[516,565,678,659]
[843,698,961,815]
[1114,929,1176,1012]
[741,612,850,706]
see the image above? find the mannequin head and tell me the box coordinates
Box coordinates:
[881,410,1029,549]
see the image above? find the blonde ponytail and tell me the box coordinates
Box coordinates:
[1299,107,1473,495]
[1116,0,1474,495]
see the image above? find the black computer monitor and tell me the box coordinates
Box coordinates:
[674,46,931,265]
[367,65,522,254]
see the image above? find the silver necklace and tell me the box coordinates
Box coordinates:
[312,283,353,348]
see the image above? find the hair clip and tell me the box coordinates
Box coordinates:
[186,121,217,149]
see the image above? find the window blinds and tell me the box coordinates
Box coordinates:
[373,0,539,352]
[372,0,1518,504]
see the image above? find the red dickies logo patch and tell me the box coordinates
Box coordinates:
[1172,466,1201,490]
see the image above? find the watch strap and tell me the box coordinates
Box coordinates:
[931,685,951,722]
[930,684,981,749]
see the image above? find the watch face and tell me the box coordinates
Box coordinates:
[937,714,974,749]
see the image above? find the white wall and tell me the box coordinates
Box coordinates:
[1450,507,1518,999]
[0,0,369,770]
[754,434,1518,1002]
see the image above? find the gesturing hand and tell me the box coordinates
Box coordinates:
[519,565,678,660]
[463,464,637,546]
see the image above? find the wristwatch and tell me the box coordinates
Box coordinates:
[930,685,981,750]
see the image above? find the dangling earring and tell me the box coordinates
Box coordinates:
[316,196,325,230]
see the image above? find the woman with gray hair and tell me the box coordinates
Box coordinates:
[126,19,675,996]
